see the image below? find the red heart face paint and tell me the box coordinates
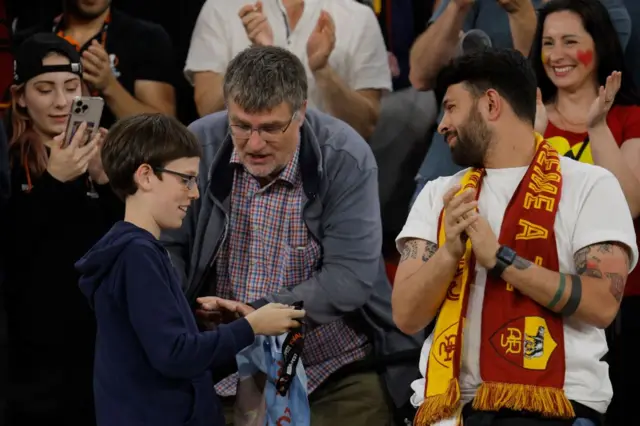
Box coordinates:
[576,49,593,67]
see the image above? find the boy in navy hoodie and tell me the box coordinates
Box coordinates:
[75,114,305,426]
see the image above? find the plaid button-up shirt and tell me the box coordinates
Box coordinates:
[214,146,370,396]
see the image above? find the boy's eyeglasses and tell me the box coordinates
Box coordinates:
[154,167,199,190]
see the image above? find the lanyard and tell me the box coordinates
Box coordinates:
[276,301,305,397]
[53,12,111,52]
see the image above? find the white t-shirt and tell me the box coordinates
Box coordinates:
[396,158,639,414]
[185,0,392,111]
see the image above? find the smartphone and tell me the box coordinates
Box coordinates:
[63,96,105,147]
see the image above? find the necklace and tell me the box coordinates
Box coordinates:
[553,104,588,128]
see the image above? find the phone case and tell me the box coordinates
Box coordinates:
[64,96,105,146]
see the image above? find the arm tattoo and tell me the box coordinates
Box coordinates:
[597,243,614,254]
[574,246,588,272]
[575,242,629,303]
[400,240,419,262]
[583,268,603,278]
[606,272,625,303]
[574,246,602,277]
[422,241,438,262]
[513,256,533,270]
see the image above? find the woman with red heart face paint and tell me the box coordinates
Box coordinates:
[531,0,640,222]
[531,1,640,424]
[531,0,640,216]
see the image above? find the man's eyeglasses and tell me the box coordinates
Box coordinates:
[229,112,298,141]
[154,167,199,190]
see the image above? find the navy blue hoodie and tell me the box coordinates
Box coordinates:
[76,221,255,426]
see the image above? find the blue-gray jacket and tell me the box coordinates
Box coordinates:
[161,108,422,410]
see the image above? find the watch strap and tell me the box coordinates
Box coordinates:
[488,257,510,279]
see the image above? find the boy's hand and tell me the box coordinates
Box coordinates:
[245,303,305,336]
[196,296,251,328]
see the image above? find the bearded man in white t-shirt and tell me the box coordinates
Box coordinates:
[392,48,638,426]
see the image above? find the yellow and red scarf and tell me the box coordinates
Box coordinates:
[416,135,575,425]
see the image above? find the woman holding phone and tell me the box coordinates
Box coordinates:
[1,33,123,426]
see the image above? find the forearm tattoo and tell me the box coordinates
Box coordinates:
[400,240,438,263]
[422,241,438,262]
[513,256,533,270]
[400,240,419,262]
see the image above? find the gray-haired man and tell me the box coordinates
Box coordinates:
[161,45,422,426]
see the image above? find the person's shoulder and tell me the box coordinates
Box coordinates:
[112,238,176,293]
[111,9,170,40]
[187,112,230,172]
[408,171,469,223]
[609,104,640,123]
[202,0,244,13]
[611,104,640,113]
[306,109,376,172]
[122,234,162,254]
[120,237,169,271]
[326,0,378,31]
[419,170,470,204]
[397,171,466,247]
[559,157,617,194]
[559,156,611,179]
[196,0,253,25]
[188,111,229,144]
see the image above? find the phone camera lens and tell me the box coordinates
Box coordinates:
[82,104,89,111]
[74,108,82,114]
[77,100,84,107]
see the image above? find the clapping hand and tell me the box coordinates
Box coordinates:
[307,10,335,72]
[238,1,274,46]
[587,71,621,129]
[82,40,117,93]
[441,185,479,260]
[534,88,548,135]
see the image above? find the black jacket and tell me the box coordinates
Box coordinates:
[2,150,123,420]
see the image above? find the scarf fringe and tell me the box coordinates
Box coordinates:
[472,382,576,418]
[414,379,460,426]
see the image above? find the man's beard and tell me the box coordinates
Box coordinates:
[446,108,492,168]
[64,0,111,21]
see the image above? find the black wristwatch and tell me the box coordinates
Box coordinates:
[488,245,517,279]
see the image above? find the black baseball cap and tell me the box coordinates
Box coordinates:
[13,33,83,85]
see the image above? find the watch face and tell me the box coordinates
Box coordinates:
[498,246,517,263]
